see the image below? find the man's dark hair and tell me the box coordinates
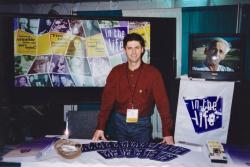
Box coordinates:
[123,33,145,48]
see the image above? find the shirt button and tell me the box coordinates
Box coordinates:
[130,74,133,77]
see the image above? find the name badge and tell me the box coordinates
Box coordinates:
[126,108,138,123]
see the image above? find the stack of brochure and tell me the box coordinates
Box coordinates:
[1,137,59,162]
[82,141,190,162]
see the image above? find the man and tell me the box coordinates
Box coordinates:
[28,19,39,34]
[18,18,28,31]
[39,18,53,34]
[92,33,174,144]
[192,38,234,72]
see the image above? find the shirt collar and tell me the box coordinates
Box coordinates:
[126,62,144,72]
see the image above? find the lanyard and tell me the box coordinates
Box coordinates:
[126,63,143,108]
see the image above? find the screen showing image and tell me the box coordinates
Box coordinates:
[191,36,240,72]
[14,17,151,87]
[189,34,243,81]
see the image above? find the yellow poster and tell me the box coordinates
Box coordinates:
[144,24,151,49]
[129,25,150,50]
[86,34,107,57]
[14,30,18,56]
[37,33,52,55]
[50,32,71,55]
[15,29,37,56]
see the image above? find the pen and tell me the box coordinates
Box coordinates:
[178,141,202,147]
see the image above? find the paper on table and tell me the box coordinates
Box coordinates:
[1,137,59,162]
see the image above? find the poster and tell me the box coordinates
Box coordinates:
[174,79,234,145]
[14,17,151,87]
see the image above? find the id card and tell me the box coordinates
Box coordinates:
[126,109,138,123]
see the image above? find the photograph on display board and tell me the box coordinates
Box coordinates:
[17,18,32,34]
[66,56,91,76]
[13,17,151,87]
[51,74,75,87]
[50,55,70,74]
[38,18,54,34]
[28,74,52,87]
[50,19,70,33]
[17,18,40,34]
[88,57,111,87]
[15,75,30,87]
[66,36,86,57]
[27,19,40,35]
[69,19,85,37]
[28,55,51,74]
[14,55,35,76]
[82,20,101,37]
[98,20,121,28]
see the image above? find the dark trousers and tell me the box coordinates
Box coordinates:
[113,112,152,143]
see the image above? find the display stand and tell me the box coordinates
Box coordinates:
[174,77,235,146]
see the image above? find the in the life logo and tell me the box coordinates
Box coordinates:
[183,96,223,133]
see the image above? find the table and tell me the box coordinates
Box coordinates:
[1,139,250,167]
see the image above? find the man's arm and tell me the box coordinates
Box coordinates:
[152,70,174,144]
[92,68,118,141]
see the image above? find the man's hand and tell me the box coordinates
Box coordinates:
[92,130,107,141]
[160,136,174,145]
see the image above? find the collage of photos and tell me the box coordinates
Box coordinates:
[14,17,151,87]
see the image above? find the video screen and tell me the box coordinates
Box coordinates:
[188,33,244,81]
[14,17,150,87]
[191,35,241,73]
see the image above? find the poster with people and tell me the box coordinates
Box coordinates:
[14,17,151,87]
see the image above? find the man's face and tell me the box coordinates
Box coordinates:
[29,76,34,82]
[124,40,144,64]
[44,74,49,81]
[29,19,39,34]
[205,41,227,66]
[46,19,52,26]
[19,18,28,30]
[19,77,26,85]
[58,56,65,63]
[86,21,93,29]
[61,76,67,86]
[74,38,82,49]
[39,62,46,72]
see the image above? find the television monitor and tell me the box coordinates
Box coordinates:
[0,14,176,104]
[188,33,245,81]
